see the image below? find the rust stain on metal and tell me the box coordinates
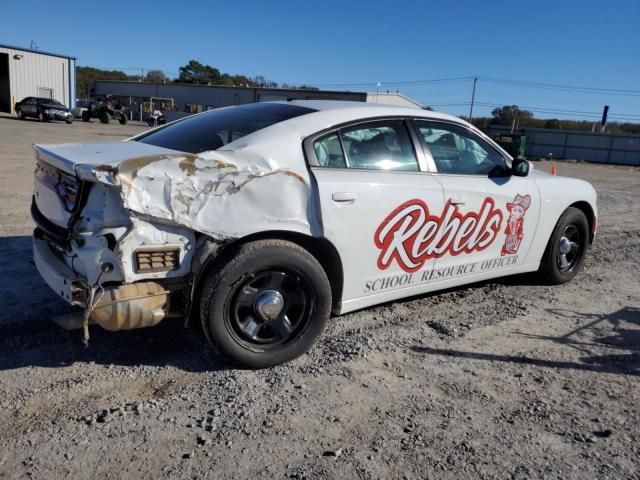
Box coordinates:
[281,170,305,183]
[176,154,201,176]
[117,154,191,184]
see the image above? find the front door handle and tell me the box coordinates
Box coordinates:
[450,196,466,206]
[332,192,357,203]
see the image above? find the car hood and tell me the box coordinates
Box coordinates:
[41,103,69,111]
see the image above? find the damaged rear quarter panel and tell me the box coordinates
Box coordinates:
[92,147,315,241]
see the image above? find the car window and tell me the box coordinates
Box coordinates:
[313,120,419,171]
[137,103,316,154]
[313,133,346,168]
[415,120,508,176]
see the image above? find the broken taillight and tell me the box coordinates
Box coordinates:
[36,162,80,212]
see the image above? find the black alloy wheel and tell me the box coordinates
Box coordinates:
[540,207,589,284]
[200,239,332,369]
[227,268,313,350]
[557,224,582,272]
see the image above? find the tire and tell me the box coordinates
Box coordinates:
[539,207,589,284]
[38,111,46,122]
[118,114,127,125]
[81,111,90,122]
[16,109,24,120]
[200,240,331,369]
[147,118,155,127]
[99,111,110,124]
[65,116,73,124]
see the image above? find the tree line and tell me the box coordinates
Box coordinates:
[76,59,319,99]
[469,105,640,135]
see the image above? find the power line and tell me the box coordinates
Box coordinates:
[480,77,640,96]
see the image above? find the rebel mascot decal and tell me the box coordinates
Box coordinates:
[375,194,530,273]
[501,194,531,256]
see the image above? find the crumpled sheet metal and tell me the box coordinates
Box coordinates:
[93,150,311,240]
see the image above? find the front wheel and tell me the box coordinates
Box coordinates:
[118,114,127,125]
[38,111,46,122]
[99,111,110,124]
[200,240,331,369]
[539,207,589,284]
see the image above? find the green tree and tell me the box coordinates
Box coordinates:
[490,105,534,126]
[177,60,222,84]
[144,69,166,83]
[75,66,138,99]
[545,119,561,129]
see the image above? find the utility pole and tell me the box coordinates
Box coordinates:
[600,105,609,133]
[468,76,478,122]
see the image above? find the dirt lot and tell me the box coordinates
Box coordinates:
[0,112,638,480]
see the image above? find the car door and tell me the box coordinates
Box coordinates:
[412,119,540,282]
[306,118,446,306]
[22,98,35,116]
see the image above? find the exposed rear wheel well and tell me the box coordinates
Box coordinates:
[194,231,344,316]
[569,201,595,243]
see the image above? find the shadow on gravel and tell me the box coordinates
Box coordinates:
[411,307,640,376]
[0,319,226,373]
[0,236,75,336]
[0,236,226,373]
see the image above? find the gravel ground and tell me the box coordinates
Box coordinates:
[0,113,638,479]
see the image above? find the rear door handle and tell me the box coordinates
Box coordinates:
[450,196,466,206]
[332,192,357,203]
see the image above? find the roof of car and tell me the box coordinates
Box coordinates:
[282,99,463,123]
[220,100,508,162]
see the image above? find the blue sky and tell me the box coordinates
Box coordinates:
[3,0,639,121]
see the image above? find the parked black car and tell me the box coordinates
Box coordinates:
[15,97,73,124]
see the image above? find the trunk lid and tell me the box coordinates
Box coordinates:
[34,141,182,179]
[33,141,182,229]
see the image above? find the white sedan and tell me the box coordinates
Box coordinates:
[31,101,597,368]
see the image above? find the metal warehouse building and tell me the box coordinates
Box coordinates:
[0,44,76,113]
[94,80,367,121]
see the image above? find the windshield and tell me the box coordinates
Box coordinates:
[136,102,316,153]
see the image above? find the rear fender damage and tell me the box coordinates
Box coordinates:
[74,149,315,336]
[83,149,313,240]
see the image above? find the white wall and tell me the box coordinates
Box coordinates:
[0,46,72,111]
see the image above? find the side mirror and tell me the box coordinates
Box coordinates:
[511,158,530,177]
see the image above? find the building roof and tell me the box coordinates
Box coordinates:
[0,43,76,60]
[94,79,365,97]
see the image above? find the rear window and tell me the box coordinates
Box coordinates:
[136,102,316,153]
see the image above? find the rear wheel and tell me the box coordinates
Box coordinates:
[16,109,24,120]
[118,114,127,125]
[200,240,331,369]
[99,111,110,124]
[539,207,589,284]
[81,111,90,122]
